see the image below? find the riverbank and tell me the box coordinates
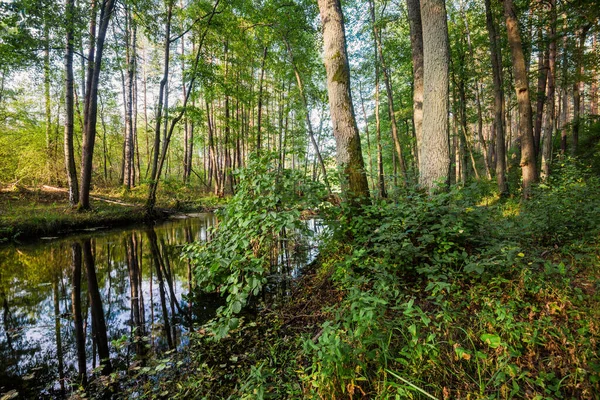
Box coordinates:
[0,185,223,243]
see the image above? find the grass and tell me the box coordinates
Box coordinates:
[0,184,224,242]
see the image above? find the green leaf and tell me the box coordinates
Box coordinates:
[481,333,502,348]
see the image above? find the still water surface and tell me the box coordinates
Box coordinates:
[0,214,321,398]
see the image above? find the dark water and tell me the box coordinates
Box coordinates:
[0,214,322,398]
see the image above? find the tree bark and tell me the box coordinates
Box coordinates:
[79,0,116,209]
[541,0,556,180]
[406,0,424,165]
[503,0,537,197]
[317,0,370,205]
[484,0,508,195]
[64,0,79,205]
[418,0,451,191]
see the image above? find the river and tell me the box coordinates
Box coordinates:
[0,214,322,398]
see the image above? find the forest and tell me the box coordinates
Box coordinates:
[0,0,600,397]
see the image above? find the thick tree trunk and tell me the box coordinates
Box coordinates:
[503,0,537,197]
[541,0,556,181]
[418,0,451,191]
[484,0,508,195]
[406,0,424,165]
[318,0,370,205]
[64,0,79,205]
[79,0,116,209]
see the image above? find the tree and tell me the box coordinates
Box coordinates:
[406,0,424,166]
[418,0,451,191]
[484,0,508,195]
[317,0,369,205]
[64,0,79,205]
[503,0,537,197]
[79,0,117,210]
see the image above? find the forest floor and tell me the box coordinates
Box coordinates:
[0,184,222,243]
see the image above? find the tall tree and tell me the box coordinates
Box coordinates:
[484,0,508,195]
[64,0,79,205]
[503,0,537,196]
[406,0,424,165]
[418,0,451,191]
[317,0,370,205]
[79,0,117,209]
[541,0,556,180]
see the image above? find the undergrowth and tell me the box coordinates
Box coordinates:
[117,157,600,399]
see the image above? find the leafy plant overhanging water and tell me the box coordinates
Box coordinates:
[183,153,328,339]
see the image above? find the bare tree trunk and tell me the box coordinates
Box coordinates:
[64,0,79,205]
[318,0,370,205]
[534,25,549,157]
[541,0,556,181]
[406,0,424,167]
[123,7,136,189]
[503,0,537,197]
[418,0,450,191]
[484,0,508,195]
[79,0,116,209]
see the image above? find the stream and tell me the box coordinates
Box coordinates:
[0,214,322,398]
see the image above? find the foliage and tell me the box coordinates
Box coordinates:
[183,152,326,339]
[301,163,600,399]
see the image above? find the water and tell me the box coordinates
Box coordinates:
[0,214,322,398]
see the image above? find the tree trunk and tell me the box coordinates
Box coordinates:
[317,0,370,205]
[64,0,79,205]
[534,25,549,157]
[79,0,116,209]
[418,0,451,191]
[406,0,424,166]
[503,0,537,197]
[123,7,136,189]
[484,0,508,195]
[541,0,556,181]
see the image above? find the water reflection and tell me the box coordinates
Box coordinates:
[0,215,216,397]
[0,214,323,398]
